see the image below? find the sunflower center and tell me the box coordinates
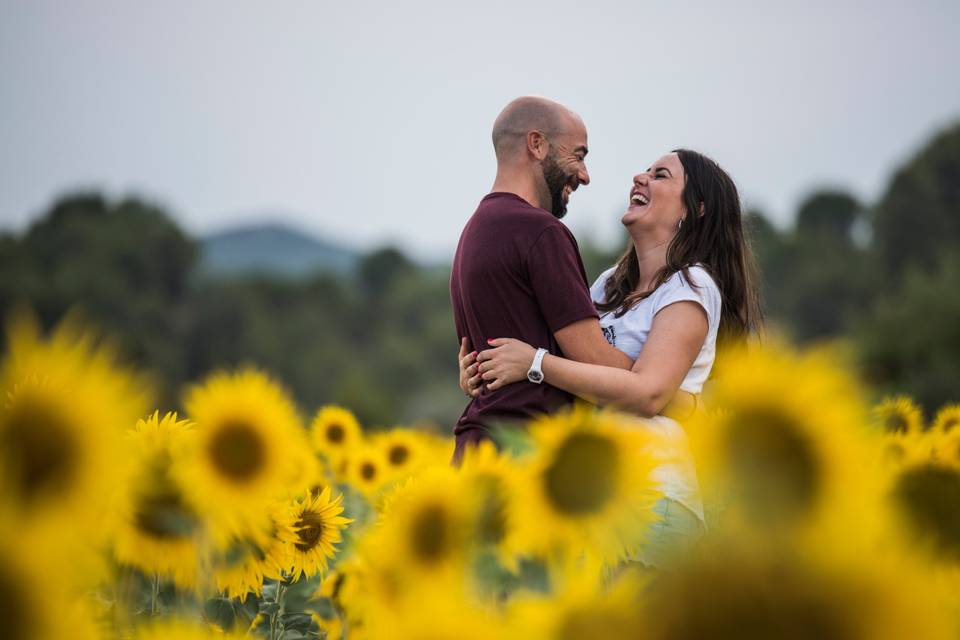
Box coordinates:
[208,421,265,482]
[326,424,345,444]
[1,398,78,502]
[885,413,908,434]
[727,410,820,522]
[476,475,507,544]
[360,462,377,481]
[0,562,27,640]
[133,483,197,540]
[544,433,619,516]
[893,464,960,558]
[410,503,449,563]
[944,417,959,432]
[295,512,325,552]
[388,444,410,466]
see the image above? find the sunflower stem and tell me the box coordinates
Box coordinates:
[269,578,288,640]
[150,573,160,616]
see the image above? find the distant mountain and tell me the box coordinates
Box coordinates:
[199,223,358,277]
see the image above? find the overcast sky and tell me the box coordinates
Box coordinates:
[2,0,958,259]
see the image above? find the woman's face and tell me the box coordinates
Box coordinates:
[621,152,687,239]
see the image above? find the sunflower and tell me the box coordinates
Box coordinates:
[132,619,247,640]
[885,441,960,564]
[348,444,389,498]
[0,509,103,640]
[310,405,363,464]
[362,467,473,582]
[212,503,298,601]
[508,565,646,640]
[689,342,881,537]
[457,440,518,569]
[506,405,664,565]
[287,486,352,580]
[639,534,956,640]
[113,411,202,590]
[0,314,149,533]
[371,427,438,482]
[933,404,960,435]
[360,574,509,640]
[177,368,310,545]
[872,395,924,435]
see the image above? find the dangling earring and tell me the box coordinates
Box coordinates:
[677,217,684,231]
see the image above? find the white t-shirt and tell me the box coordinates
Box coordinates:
[588,264,722,523]
[589,264,721,394]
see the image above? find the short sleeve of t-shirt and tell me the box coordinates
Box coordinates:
[652,266,722,335]
[589,266,617,304]
[526,225,599,333]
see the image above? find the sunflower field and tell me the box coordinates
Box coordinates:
[3,310,960,640]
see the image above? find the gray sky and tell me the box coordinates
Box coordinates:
[2,0,959,259]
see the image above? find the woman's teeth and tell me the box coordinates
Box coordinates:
[631,194,649,206]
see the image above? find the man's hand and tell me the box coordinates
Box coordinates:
[458,337,481,398]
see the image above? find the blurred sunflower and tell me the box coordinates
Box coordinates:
[639,535,956,640]
[113,411,202,590]
[362,578,508,640]
[178,368,310,545]
[212,504,297,601]
[349,444,388,498]
[132,619,247,640]
[287,486,352,580]
[886,443,960,564]
[366,467,473,579]
[0,314,149,532]
[932,404,960,435]
[872,395,924,435]
[310,405,362,463]
[690,342,880,536]
[508,566,646,640]
[372,428,433,481]
[0,509,103,640]
[458,440,517,566]
[507,406,663,565]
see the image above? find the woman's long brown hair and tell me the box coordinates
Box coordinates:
[596,149,762,345]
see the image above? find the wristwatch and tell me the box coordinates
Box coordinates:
[527,348,548,384]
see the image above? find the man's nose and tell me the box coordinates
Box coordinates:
[579,165,590,186]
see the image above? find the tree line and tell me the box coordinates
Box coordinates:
[1,122,958,426]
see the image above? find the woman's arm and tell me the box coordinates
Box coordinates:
[476,301,708,417]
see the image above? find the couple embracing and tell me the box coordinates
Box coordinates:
[449,96,760,559]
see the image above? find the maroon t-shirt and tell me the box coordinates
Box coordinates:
[450,192,598,446]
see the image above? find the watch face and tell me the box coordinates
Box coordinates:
[528,371,543,383]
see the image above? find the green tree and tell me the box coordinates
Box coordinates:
[872,122,960,278]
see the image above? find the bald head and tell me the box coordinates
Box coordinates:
[491,96,582,162]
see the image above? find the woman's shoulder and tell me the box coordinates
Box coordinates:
[589,265,618,304]
[654,265,722,317]
[679,264,720,293]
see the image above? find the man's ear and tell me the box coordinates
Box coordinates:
[698,202,706,218]
[526,131,549,161]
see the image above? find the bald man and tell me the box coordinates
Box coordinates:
[449,97,638,459]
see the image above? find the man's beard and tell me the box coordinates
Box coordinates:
[541,152,572,219]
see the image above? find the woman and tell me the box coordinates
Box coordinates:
[460,149,761,562]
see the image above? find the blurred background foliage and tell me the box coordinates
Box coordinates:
[1,122,958,427]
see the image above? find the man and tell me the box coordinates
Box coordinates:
[449,96,637,461]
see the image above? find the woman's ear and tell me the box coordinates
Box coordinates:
[698,202,706,218]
